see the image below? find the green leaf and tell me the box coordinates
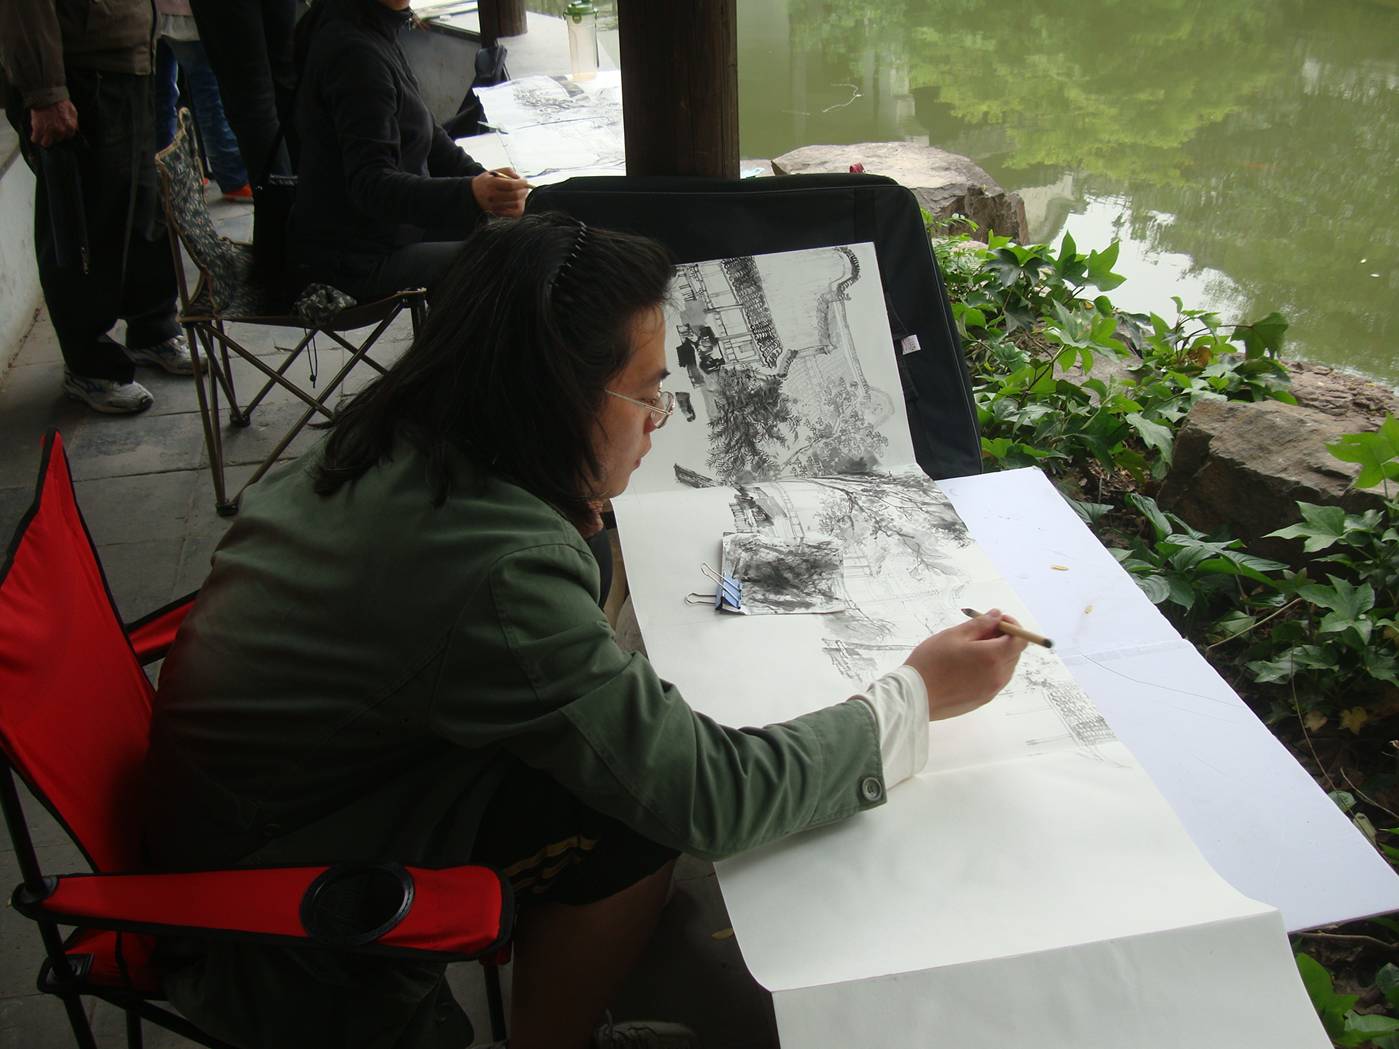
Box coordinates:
[1329,790,1358,813]
[1327,418,1399,489]
[1134,574,1172,604]
[1057,231,1077,265]
[1066,498,1114,526]
[1339,1013,1399,1046]
[1268,502,1349,552]
[1123,413,1173,463]
[1376,963,1399,1009]
[1127,493,1172,540]
[1237,311,1289,359]
[1164,573,1196,610]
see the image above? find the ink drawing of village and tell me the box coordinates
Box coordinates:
[627,242,917,495]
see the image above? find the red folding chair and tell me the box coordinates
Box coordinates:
[0,431,512,1048]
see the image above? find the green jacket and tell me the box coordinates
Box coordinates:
[0,0,155,109]
[145,439,883,1048]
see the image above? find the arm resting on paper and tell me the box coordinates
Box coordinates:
[436,541,891,862]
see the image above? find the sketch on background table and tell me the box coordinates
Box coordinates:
[628,242,915,494]
[474,72,626,184]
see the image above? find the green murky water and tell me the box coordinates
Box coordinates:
[550,0,1399,384]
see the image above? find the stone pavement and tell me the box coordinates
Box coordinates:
[0,196,776,1047]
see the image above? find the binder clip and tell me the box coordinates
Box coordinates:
[686,563,744,614]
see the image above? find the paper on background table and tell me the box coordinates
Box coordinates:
[452,132,511,175]
[941,468,1399,930]
[608,240,1341,1047]
[474,72,627,184]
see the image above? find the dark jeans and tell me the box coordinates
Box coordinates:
[6,70,180,382]
[187,0,298,186]
[156,38,249,192]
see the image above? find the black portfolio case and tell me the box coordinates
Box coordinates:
[527,173,981,480]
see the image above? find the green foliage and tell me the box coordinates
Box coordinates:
[1244,423,1399,716]
[1328,418,1399,493]
[940,225,1293,492]
[1295,953,1399,1047]
[937,218,1398,736]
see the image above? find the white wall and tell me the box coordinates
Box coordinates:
[0,138,40,373]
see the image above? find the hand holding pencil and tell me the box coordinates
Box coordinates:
[471,167,531,217]
[904,608,1029,722]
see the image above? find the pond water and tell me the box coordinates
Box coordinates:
[544,0,1399,385]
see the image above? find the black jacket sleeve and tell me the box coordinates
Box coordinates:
[321,40,483,229]
[428,124,487,180]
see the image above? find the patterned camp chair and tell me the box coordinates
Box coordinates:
[154,108,428,515]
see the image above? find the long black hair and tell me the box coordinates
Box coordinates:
[314,214,674,522]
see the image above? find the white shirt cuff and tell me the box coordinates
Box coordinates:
[851,664,929,789]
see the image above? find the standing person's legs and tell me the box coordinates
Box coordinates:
[116,75,183,366]
[165,37,249,193]
[4,69,146,411]
[188,0,297,185]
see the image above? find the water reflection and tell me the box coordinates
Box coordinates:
[766,0,1399,382]
[536,0,1399,382]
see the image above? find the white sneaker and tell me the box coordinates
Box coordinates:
[593,1015,699,1049]
[125,335,194,375]
[62,370,155,414]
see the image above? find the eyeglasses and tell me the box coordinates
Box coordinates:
[605,387,676,428]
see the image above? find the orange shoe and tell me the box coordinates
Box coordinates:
[222,183,254,203]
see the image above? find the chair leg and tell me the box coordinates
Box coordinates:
[188,326,238,516]
[125,1007,144,1049]
[57,991,99,1049]
[485,963,507,1043]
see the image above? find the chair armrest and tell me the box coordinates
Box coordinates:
[125,591,197,664]
[12,862,512,962]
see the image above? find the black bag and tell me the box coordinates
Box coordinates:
[527,174,981,480]
[252,171,296,293]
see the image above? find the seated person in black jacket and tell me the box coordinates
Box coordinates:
[289,0,528,302]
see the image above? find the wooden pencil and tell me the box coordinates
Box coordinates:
[961,607,1054,649]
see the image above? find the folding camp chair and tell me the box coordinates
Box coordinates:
[527,173,982,480]
[154,108,428,517]
[0,431,511,1049]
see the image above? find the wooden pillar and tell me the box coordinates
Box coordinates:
[478,0,527,45]
[617,0,739,178]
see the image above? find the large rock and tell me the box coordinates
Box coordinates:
[1158,398,1386,561]
[771,142,1028,242]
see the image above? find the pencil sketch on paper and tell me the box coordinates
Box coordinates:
[475,72,625,184]
[719,532,848,615]
[721,469,1117,758]
[635,243,908,493]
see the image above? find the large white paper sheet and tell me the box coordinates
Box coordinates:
[770,911,1320,1049]
[610,243,1341,1048]
[941,468,1399,930]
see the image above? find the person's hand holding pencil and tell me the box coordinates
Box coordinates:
[962,607,1053,649]
[903,608,1029,722]
[471,167,531,218]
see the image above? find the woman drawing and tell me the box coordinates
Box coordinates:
[144,214,1026,1049]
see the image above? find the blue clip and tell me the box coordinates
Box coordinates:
[715,574,743,613]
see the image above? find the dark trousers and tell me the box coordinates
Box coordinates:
[188,0,298,186]
[7,70,179,382]
[294,238,470,305]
